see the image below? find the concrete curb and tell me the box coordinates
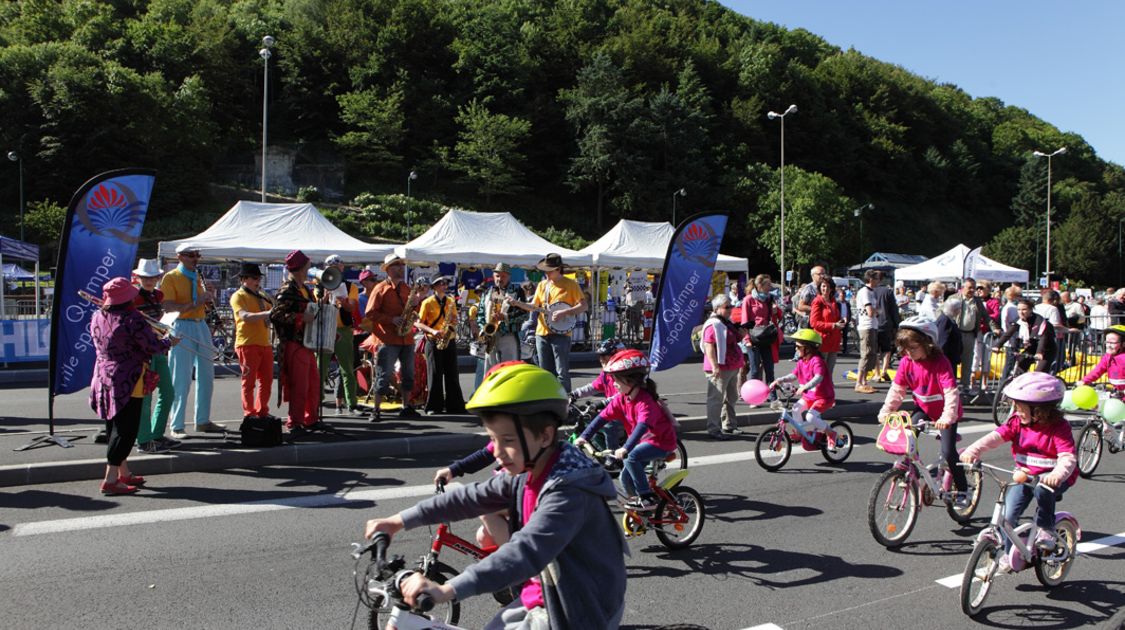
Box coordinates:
[0,401,888,488]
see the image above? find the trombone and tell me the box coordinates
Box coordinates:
[77,290,221,361]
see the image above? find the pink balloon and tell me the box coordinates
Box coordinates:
[741,379,770,405]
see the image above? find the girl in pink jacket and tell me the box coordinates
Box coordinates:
[1081,325,1125,392]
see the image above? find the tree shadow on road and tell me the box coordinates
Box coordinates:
[139,467,405,508]
[0,488,117,512]
[703,492,822,524]
[626,541,903,588]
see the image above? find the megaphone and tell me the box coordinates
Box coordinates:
[309,266,343,290]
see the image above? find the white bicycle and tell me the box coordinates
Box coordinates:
[353,532,466,630]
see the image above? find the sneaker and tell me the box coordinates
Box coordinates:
[995,553,1013,574]
[953,491,972,509]
[1034,529,1057,553]
[157,436,182,449]
[137,441,160,454]
[626,495,658,511]
[826,433,837,450]
[707,431,731,441]
[721,427,744,435]
[170,429,189,440]
[308,421,334,432]
[398,407,421,419]
[195,422,226,434]
[287,425,309,436]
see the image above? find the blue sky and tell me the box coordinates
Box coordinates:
[719,1,1125,166]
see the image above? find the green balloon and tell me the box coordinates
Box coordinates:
[1072,385,1099,410]
[1059,390,1077,412]
[1103,398,1125,423]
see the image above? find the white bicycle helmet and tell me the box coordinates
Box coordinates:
[899,315,938,344]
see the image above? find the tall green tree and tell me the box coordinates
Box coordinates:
[1010,157,1048,226]
[1054,192,1115,285]
[751,165,855,269]
[450,99,531,205]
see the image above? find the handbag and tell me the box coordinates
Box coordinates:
[750,323,778,346]
[239,415,283,447]
[876,411,916,456]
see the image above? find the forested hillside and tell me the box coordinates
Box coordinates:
[2,0,1122,283]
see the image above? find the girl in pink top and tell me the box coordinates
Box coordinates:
[878,317,969,501]
[770,329,835,438]
[961,372,1077,554]
[1081,326,1125,392]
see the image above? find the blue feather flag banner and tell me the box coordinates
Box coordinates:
[649,213,728,371]
[49,169,156,403]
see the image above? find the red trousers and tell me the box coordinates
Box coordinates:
[283,341,319,427]
[236,345,274,418]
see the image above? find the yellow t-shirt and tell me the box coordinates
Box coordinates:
[230,287,272,347]
[532,276,584,336]
[160,268,207,320]
[419,294,457,331]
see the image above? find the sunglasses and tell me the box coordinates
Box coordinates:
[181,252,201,259]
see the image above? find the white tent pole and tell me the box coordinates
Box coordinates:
[0,253,5,319]
[593,265,600,345]
[34,259,40,317]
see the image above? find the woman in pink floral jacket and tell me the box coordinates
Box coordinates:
[89,277,176,495]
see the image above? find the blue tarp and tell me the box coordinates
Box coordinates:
[0,236,39,262]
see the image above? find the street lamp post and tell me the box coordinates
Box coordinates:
[853,203,873,263]
[767,104,797,288]
[1032,147,1066,280]
[259,35,275,202]
[6,151,23,241]
[672,188,686,226]
[406,170,418,240]
[1119,218,1124,287]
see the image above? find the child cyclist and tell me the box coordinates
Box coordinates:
[573,349,678,511]
[365,362,626,629]
[767,329,838,446]
[1081,324,1125,392]
[878,316,971,507]
[960,372,1078,566]
[569,337,624,400]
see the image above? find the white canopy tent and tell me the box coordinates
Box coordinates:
[157,201,395,263]
[579,219,748,273]
[394,209,593,267]
[894,243,1029,284]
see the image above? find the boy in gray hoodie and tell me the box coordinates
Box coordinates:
[365,362,626,630]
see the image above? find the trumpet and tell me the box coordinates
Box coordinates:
[77,290,220,361]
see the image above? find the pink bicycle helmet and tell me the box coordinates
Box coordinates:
[1002,372,1065,404]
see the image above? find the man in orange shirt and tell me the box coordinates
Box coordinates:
[160,243,221,438]
[363,253,424,421]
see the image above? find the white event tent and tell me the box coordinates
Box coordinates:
[158,201,395,263]
[580,219,748,273]
[894,243,1028,284]
[395,209,593,267]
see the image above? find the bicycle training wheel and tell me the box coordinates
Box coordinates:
[1035,518,1079,587]
[654,485,705,549]
[367,562,461,630]
[820,421,854,464]
[960,539,1001,616]
[867,468,919,548]
[946,466,983,525]
[754,426,791,471]
[991,377,1014,426]
[1077,422,1103,478]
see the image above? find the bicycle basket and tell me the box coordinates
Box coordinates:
[876,411,916,456]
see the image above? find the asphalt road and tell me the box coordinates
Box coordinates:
[1,413,1122,629]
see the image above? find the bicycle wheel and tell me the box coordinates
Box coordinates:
[1077,422,1103,478]
[754,426,791,471]
[945,466,983,525]
[991,377,1014,426]
[960,539,1001,616]
[867,468,919,548]
[1035,518,1079,587]
[367,562,461,630]
[654,485,705,549]
[820,421,854,464]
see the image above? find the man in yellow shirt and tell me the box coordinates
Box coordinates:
[510,253,588,390]
[229,262,274,420]
[316,254,361,414]
[161,243,222,438]
[415,276,466,414]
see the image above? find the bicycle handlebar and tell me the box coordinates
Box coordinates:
[959,461,1042,486]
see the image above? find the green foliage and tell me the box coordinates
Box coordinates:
[296,185,321,202]
[326,193,449,242]
[983,225,1039,275]
[750,165,855,268]
[450,99,531,204]
[1054,193,1116,285]
[21,199,66,260]
[530,226,591,251]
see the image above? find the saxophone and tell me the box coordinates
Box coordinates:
[396,280,425,337]
[434,315,457,350]
[477,292,508,354]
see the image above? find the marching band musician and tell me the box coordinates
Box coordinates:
[363,253,422,421]
[230,262,275,423]
[270,250,332,435]
[509,253,588,391]
[315,254,361,414]
[161,243,222,438]
[476,262,527,370]
[416,276,466,415]
[132,258,178,453]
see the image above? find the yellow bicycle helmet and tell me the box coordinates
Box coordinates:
[1106,324,1125,338]
[789,328,823,347]
[467,361,569,422]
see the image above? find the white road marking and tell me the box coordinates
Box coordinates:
[741,624,785,630]
[935,530,1125,588]
[8,422,1000,537]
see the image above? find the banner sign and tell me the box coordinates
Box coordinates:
[649,212,728,371]
[49,169,156,398]
[0,318,50,362]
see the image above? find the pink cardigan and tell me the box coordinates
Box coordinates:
[741,294,781,363]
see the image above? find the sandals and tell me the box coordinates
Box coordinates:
[100,480,139,496]
[854,385,877,394]
[119,473,146,486]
